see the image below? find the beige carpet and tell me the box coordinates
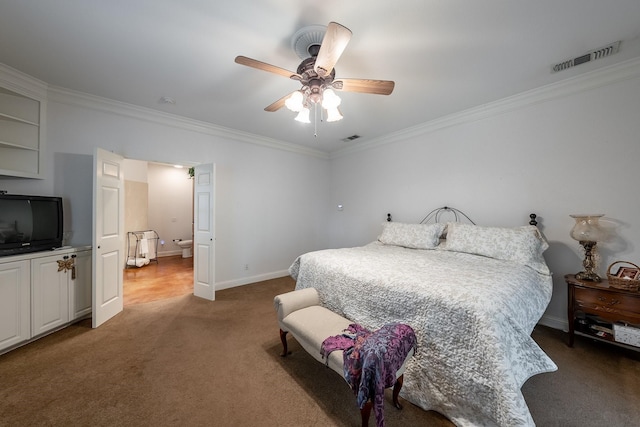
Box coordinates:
[0,276,638,426]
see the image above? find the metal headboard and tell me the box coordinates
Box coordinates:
[419,206,476,225]
[386,208,538,227]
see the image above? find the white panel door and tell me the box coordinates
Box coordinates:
[193,164,215,301]
[93,148,124,327]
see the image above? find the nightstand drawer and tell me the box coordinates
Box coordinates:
[574,287,640,321]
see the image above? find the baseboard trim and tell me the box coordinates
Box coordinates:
[216,270,290,291]
[158,250,182,257]
[538,313,568,332]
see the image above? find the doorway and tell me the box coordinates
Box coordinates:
[122,160,194,305]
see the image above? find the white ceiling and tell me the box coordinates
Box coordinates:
[1,1,639,153]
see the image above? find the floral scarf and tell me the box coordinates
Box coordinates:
[321,322,417,427]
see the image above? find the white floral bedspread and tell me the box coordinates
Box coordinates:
[289,242,557,427]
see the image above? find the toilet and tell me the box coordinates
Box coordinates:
[176,240,193,258]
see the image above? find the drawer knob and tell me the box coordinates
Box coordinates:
[597,296,620,305]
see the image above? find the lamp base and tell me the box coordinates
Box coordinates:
[575,240,601,282]
[575,270,602,282]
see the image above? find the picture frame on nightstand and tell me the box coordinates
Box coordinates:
[616,267,640,280]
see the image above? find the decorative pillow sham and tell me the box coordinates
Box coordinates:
[378,222,446,250]
[444,222,550,274]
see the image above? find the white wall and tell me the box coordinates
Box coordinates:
[327,60,640,330]
[123,159,149,245]
[2,60,638,329]
[147,162,193,257]
[123,158,148,183]
[0,87,331,287]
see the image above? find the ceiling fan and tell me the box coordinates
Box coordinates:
[234,22,395,123]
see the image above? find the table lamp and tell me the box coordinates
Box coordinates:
[570,214,605,282]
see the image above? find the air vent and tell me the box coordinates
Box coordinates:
[341,134,361,142]
[552,41,621,73]
[159,96,176,105]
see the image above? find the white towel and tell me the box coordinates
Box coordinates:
[144,231,156,259]
[127,257,150,268]
[139,237,149,256]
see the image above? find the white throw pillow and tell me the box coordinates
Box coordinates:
[378,222,446,250]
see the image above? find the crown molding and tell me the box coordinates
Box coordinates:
[331,56,640,159]
[9,55,639,162]
[47,86,330,160]
[0,63,48,100]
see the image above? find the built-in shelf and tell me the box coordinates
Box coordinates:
[0,71,46,179]
[0,140,39,151]
[0,111,39,126]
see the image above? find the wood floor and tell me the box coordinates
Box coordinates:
[123,255,193,305]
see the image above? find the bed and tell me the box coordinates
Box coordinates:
[289,207,557,427]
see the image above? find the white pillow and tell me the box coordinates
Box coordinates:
[378,222,446,249]
[444,222,550,274]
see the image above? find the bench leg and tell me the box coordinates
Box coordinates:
[359,374,405,427]
[279,329,291,357]
[392,374,404,410]
[360,400,373,427]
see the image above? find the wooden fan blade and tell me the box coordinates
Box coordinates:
[314,22,352,77]
[264,92,297,112]
[235,56,300,80]
[333,79,395,95]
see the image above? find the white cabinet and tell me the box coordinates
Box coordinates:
[0,65,47,179]
[31,249,92,336]
[0,260,30,350]
[69,250,92,320]
[0,247,92,353]
[31,254,70,336]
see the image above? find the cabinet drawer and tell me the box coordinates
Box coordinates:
[575,287,640,321]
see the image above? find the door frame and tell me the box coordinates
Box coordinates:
[92,153,216,326]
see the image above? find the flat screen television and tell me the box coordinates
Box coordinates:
[0,193,63,257]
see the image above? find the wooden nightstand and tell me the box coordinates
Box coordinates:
[566,274,640,350]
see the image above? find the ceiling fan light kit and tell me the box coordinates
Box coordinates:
[325,106,343,122]
[294,107,311,124]
[285,90,304,112]
[235,21,395,131]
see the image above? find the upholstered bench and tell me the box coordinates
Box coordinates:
[274,287,414,427]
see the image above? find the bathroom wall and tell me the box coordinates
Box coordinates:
[124,180,149,233]
[123,160,192,258]
[147,162,193,257]
[124,159,149,235]
[123,159,149,263]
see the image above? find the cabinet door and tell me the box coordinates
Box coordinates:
[31,255,69,336]
[0,260,30,351]
[70,250,92,320]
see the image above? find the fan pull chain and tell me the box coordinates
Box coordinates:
[314,103,318,137]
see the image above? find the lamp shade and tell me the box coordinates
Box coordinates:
[325,107,343,122]
[285,91,304,112]
[569,214,605,242]
[294,107,311,123]
[321,88,341,109]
